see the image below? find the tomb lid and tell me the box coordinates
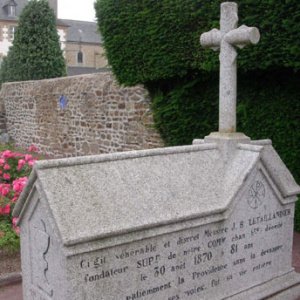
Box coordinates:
[13,142,300,247]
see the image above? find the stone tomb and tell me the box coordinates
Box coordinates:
[13,136,300,299]
[13,2,300,299]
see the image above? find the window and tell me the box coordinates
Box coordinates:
[8,4,16,17]
[77,51,83,64]
[8,26,16,40]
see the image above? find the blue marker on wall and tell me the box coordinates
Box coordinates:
[59,95,68,109]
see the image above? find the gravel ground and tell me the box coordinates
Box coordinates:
[0,250,21,276]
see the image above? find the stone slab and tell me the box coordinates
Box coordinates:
[267,282,300,300]
[61,168,298,299]
[13,138,300,300]
[15,143,264,248]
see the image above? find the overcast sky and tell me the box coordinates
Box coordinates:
[58,0,96,22]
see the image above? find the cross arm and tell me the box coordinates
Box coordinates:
[225,25,260,49]
[200,28,222,51]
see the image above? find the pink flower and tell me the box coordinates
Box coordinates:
[0,204,10,215]
[13,177,28,194]
[12,217,19,227]
[13,226,20,235]
[28,159,36,167]
[2,150,13,159]
[0,183,10,196]
[3,173,11,180]
[3,164,10,170]
[28,145,38,153]
[0,158,5,166]
[25,154,33,162]
[12,217,20,235]
[11,195,19,203]
[4,204,10,214]
[17,159,26,171]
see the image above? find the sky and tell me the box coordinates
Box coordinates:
[58,0,96,22]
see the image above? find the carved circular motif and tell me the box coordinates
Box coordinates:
[247,180,265,209]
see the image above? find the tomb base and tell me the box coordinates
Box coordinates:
[229,271,300,300]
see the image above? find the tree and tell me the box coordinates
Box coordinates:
[0,0,66,83]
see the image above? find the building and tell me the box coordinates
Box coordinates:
[0,0,108,75]
[63,19,107,76]
[0,0,28,59]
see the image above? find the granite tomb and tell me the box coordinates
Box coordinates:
[13,2,300,300]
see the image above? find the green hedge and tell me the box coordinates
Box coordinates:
[150,69,300,230]
[96,0,300,230]
[96,0,300,86]
[150,70,299,178]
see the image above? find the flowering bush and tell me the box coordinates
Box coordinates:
[0,145,39,250]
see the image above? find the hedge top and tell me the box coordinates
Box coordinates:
[96,0,300,86]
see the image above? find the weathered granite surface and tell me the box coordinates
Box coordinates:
[200,2,260,133]
[13,137,300,299]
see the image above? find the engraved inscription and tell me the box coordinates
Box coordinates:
[248,180,265,209]
[70,175,294,299]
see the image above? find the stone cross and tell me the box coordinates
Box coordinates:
[200,2,260,133]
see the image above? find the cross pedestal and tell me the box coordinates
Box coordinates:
[200,2,260,133]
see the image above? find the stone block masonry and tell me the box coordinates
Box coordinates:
[0,72,163,157]
[0,99,5,132]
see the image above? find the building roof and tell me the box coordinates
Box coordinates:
[0,1,101,44]
[56,18,69,27]
[62,19,102,44]
[0,0,68,28]
[0,0,26,20]
[67,67,108,76]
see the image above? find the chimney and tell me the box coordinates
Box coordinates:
[48,0,57,18]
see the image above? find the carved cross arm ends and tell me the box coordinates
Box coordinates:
[199,2,261,133]
[200,25,260,51]
[200,28,222,51]
[225,25,260,49]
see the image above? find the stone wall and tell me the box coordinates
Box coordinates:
[0,72,163,158]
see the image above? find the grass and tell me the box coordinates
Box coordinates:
[0,221,19,253]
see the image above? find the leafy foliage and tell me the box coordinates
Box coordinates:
[96,0,300,230]
[96,0,300,86]
[0,145,39,251]
[0,0,66,83]
[0,222,19,252]
[149,72,218,145]
[150,69,300,230]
